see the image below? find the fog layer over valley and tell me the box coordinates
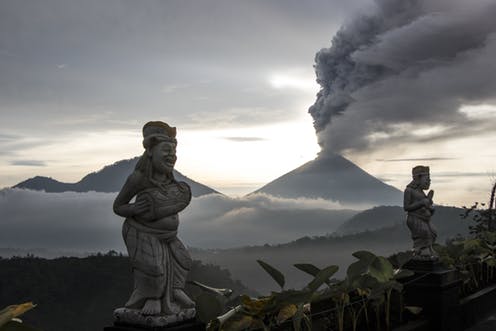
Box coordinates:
[0,189,357,252]
[0,188,471,294]
[193,205,470,294]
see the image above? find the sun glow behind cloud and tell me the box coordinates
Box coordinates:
[176,116,320,196]
[459,104,496,119]
[268,72,318,92]
[0,117,319,196]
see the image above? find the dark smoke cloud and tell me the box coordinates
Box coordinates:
[309,0,496,153]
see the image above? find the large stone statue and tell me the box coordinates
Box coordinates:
[112,121,195,327]
[404,166,437,259]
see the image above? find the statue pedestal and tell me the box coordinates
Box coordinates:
[103,319,205,331]
[402,259,462,331]
[104,308,203,331]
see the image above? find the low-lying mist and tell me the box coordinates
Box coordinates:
[0,188,358,253]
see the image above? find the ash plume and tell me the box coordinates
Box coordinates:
[309,0,496,153]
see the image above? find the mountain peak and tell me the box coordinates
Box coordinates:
[14,157,219,197]
[252,154,402,206]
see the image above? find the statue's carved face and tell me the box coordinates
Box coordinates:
[151,141,177,174]
[418,174,431,190]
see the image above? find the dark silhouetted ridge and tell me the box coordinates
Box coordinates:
[336,205,468,236]
[14,157,219,197]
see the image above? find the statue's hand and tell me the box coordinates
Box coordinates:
[131,198,150,216]
[422,198,431,207]
[133,195,157,222]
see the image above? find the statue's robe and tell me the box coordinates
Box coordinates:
[122,181,192,312]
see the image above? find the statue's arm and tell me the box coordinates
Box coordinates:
[154,200,189,218]
[403,188,428,212]
[113,173,145,218]
[153,182,192,218]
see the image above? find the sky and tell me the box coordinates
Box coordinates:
[1,0,496,206]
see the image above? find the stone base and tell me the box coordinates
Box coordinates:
[404,258,445,272]
[111,307,196,329]
[401,262,462,331]
[104,319,205,331]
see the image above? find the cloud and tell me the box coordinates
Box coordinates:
[0,0,368,135]
[0,135,19,156]
[0,134,18,141]
[0,49,14,57]
[222,137,267,142]
[178,193,358,247]
[0,134,56,158]
[0,189,121,253]
[0,189,357,253]
[161,83,192,94]
[309,0,496,153]
[377,157,457,162]
[186,107,290,129]
[10,160,47,167]
[435,172,495,178]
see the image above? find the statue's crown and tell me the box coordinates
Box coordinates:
[143,121,176,138]
[412,165,429,176]
[142,121,177,148]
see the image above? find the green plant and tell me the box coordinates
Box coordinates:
[346,250,414,331]
[206,260,339,331]
[435,231,496,295]
[461,181,496,235]
[436,181,496,295]
[295,263,351,331]
[0,303,40,331]
[188,280,236,325]
[299,251,415,331]
[201,250,420,331]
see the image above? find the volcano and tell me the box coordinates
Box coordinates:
[252,153,402,206]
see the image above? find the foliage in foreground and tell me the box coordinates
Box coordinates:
[434,183,496,296]
[0,254,254,331]
[194,250,417,331]
[0,302,40,331]
[197,182,496,331]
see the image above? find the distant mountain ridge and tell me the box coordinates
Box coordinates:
[252,153,402,206]
[336,205,468,236]
[194,204,470,293]
[14,157,219,197]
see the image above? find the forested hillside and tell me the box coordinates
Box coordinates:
[0,253,254,331]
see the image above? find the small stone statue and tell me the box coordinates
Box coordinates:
[112,121,195,327]
[404,166,437,259]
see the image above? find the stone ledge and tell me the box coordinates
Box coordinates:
[111,307,197,329]
[104,319,205,331]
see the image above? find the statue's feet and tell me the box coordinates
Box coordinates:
[173,289,195,308]
[162,300,181,315]
[412,247,439,261]
[141,299,161,315]
[428,246,439,257]
[411,248,422,257]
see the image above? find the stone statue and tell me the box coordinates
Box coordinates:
[404,165,437,259]
[112,121,196,327]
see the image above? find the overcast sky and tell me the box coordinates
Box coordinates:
[1,0,496,206]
